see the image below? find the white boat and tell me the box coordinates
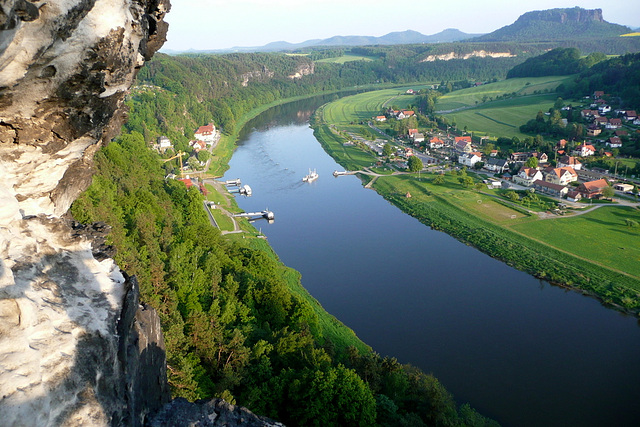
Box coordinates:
[302,168,318,182]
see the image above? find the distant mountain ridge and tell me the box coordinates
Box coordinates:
[177,29,480,54]
[472,7,631,42]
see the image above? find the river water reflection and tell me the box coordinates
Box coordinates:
[223,98,640,426]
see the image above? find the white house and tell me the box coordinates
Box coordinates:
[573,143,596,157]
[458,152,482,167]
[483,158,509,173]
[429,137,444,149]
[606,137,622,148]
[513,167,543,187]
[543,167,578,186]
[558,156,582,170]
[194,123,217,144]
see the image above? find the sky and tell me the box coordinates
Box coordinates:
[161,1,640,52]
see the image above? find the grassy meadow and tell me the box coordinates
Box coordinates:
[436,76,574,111]
[436,76,575,139]
[316,54,375,63]
[446,94,561,138]
[320,87,424,125]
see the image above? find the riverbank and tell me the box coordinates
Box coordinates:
[311,112,640,316]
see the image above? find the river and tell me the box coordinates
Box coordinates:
[223,97,640,426]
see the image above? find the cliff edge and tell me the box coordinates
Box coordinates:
[0,0,172,425]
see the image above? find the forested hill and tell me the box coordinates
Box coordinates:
[472,7,631,42]
[506,48,607,78]
[562,52,640,109]
[132,50,521,142]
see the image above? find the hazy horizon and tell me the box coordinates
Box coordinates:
[162,1,639,52]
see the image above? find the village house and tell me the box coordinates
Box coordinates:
[557,156,582,170]
[194,123,216,144]
[489,149,498,157]
[587,124,601,137]
[189,139,207,152]
[593,90,605,99]
[535,152,549,165]
[483,158,509,173]
[567,190,582,202]
[454,136,473,153]
[606,137,622,148]
[594,116,608,127]
[413,133,425,143]
[573,142,596,157]
[532,180,568,198]
[625,110,637,121]
[513,167,543,187]
[577,179,609,199]
[510,152,532,162]
[154,135,173,153]
[614,183,634,192]
[581,109,599,119]
[458,152,482,168]
[606,118,622,129]
[375,115,387,122]
[598,104,611,114]
[543,167,578,186]
[408,129,419,139]
[429,136,444,149]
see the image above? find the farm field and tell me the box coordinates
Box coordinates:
[435,75,575,111]
[445,94,561,138]
[321,87,424,125]
[511,206,640,278]
[316,54,375,63]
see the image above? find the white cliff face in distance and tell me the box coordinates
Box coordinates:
[0,0,170,425]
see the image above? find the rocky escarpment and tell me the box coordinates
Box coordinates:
[0,0,172,425]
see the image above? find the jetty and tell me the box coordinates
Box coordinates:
[233,210,274,221]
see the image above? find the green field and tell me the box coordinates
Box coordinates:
[511,206,640,278]
[446,94,561,138]
[316,54,375,63]
[321,88,422,124]
[436,76,574,111]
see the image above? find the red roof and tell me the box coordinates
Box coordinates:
[455,136,472,143]
[196,124,214,135]
[580,179,608,192]
[178,178,194,188]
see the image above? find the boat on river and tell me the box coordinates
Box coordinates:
[302,168,318,182]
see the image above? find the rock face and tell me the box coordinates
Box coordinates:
[0,0,171,425]
[0,0,170,217]
[147,398,284,427]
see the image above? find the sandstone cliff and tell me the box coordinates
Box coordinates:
[0,0,174,425]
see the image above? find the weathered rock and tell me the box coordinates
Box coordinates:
[0,1,171,425]
[147,397,285,427]
[0,0,170,217]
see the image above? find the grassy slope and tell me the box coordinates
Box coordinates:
[316,54,375,63]
[312,85,640,313]
[436,76,574,138]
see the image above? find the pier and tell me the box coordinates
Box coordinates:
[233,210,274,221]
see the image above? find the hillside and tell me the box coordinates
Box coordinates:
[472,7,631,42]
[506,47,607,78]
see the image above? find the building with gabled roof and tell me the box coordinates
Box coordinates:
[513,167,543,187]
[577,179,609,199]
[558,156,581,170]
[533,180,568,198]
